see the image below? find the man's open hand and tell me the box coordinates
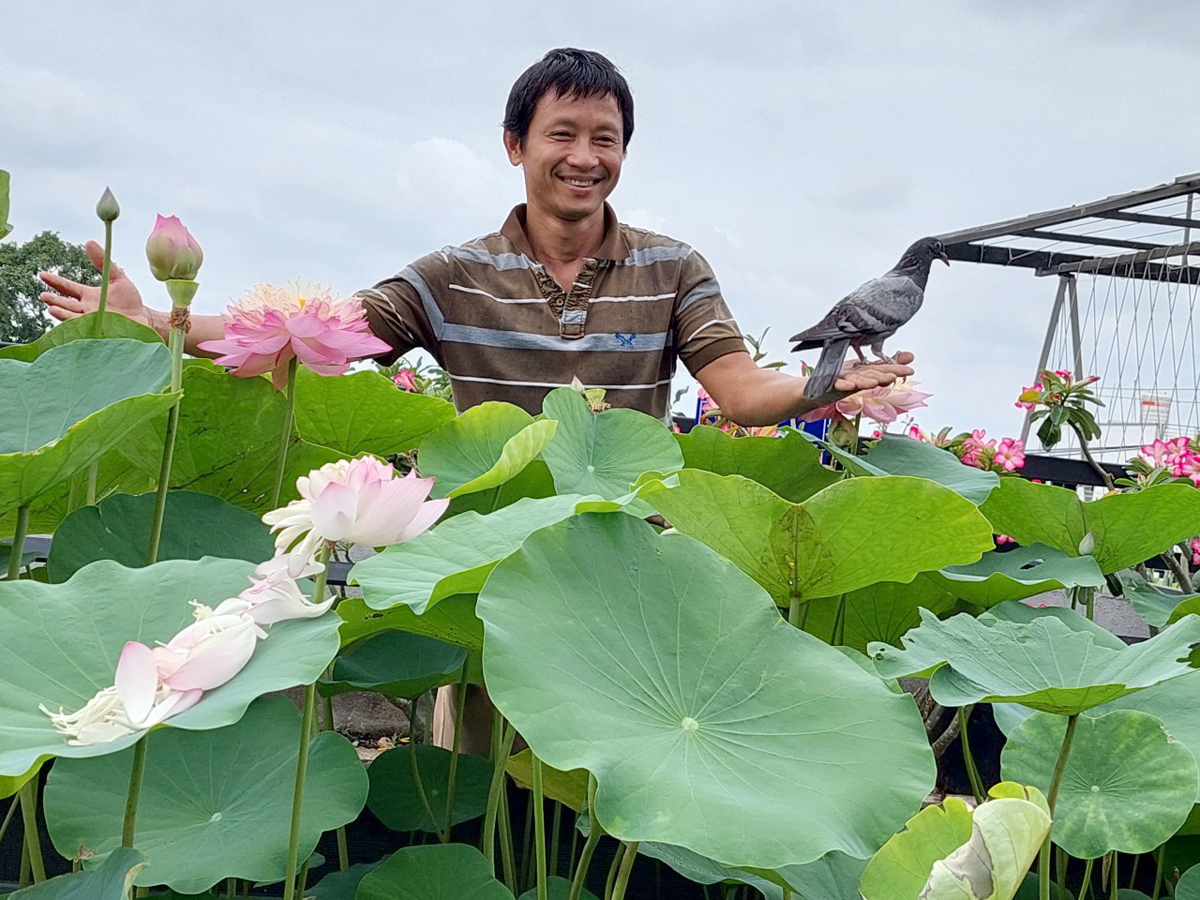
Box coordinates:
[38,240,154,330]
[823,350,915,401]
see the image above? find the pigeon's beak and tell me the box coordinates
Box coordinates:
[938,251,950,266]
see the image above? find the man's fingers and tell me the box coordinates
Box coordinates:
[84,240,106,272]
[38,270,88,297]
[40,290,87,313]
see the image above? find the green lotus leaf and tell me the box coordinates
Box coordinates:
[0,757,43,800]
[0,339,175,511]
[1095,668,1200,801]
[311,861,384,900]
[0,557,340,776]
[0,169,10,240]
[157,361,346,515]
[48,490,275,582]
[643,470,994,606]
[357,843,512,900]
[674,424,839,501]
[802,575,958,651]
[1002,709,1198,858]
[448,419,558,498]
[862,434,1001,505]
[418,401,538,499]
[355,494,591,614]
[871,608,1200,714]
[519,876,599,900]
[1113,569,1200,628]
[980,479,1200,574]
[478,513,935,868]
[319,631,466,699]
[506,749,588,811]
[293,367,455,456]
[1178,865,1200,900]
[0,312,163,362]
[930,544,1106,609]
[366,743,493,834]
[859,792,1050,900]
[4,847,145,900]
[43,696,367,893]
[338,595,484,651]
[540,387,684,505]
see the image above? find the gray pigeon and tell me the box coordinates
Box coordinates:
[790,236,949,399]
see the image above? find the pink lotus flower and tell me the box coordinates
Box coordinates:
[802,379,931,425]
[263,455,450,576]
[145,214,204,281]
[995,534,1015,546]
[393,368,418,392]
[198,283,391,390]
[1191,538,1200,566]
[993,437,1026,472]
[151,613,261,692]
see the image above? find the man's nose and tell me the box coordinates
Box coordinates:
[565,139,599,170]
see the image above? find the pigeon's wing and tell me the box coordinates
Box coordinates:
[790,275,922,346]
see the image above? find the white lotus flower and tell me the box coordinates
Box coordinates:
[263,456,449,576]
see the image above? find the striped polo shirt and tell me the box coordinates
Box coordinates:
[357,204,745,419]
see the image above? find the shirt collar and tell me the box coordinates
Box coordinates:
[499,203,629,262]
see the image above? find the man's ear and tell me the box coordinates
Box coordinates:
[502,129,523,167]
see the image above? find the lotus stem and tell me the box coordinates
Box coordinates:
[85,463,98,506]
[145,290,189,566]
[121,735,149,848]
[1109,852,1118,899]
[6,504,29,580]
[281,545,329,900]
[532,754,549,900]
[550,801,563,878]
[609,842,639,900]
[0,795,18,847]
[1080,856,1094,900]
[1040,713,1079,900]
[569,775,603,900]
[483,717,517,866]
[17,780,45,883]
[957,706,986,805]
[409,739,440,840]
[442,665,470,843]
[94,218,113,336]
[270,357,300,510]
[603,842,625,900]
[1151,845,1165,900]
[498,782,518,894]
[787,589,802,627]
[1056,844,1067,900]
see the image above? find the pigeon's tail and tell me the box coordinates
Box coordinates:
[803,338,850,400]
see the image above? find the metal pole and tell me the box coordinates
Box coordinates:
[1066,275,1083,379]
[1021,274,1070,445]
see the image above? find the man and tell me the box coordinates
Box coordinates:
[39,48,913,753]
[39,48,912,424]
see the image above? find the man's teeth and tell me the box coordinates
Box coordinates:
[563,178,597,187]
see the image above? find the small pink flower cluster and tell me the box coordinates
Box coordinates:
[1014,381,1043,410]
[393,368,418,392]
[1191,537,1200,566]
[1140,436,1200,485]
[956,429,1026,472]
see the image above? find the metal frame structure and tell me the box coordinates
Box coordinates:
[935,172,1200,447]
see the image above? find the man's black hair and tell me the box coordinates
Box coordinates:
[503,48,634,151]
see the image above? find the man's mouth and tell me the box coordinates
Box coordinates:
[558,175,602,188]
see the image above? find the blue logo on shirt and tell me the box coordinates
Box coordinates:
[614,332,637,347]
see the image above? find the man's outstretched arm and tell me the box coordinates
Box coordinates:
[694,349,915,427]
[38,240,225,355]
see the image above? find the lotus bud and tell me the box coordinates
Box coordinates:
[1078,531,1095,556]
[95,186,120,223]
[145,214,203,282]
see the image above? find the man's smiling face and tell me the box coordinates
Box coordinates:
[504,90,624,225]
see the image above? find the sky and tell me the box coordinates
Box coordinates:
[6,0,1200,442]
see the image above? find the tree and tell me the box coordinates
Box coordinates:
[0,231,98,343]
